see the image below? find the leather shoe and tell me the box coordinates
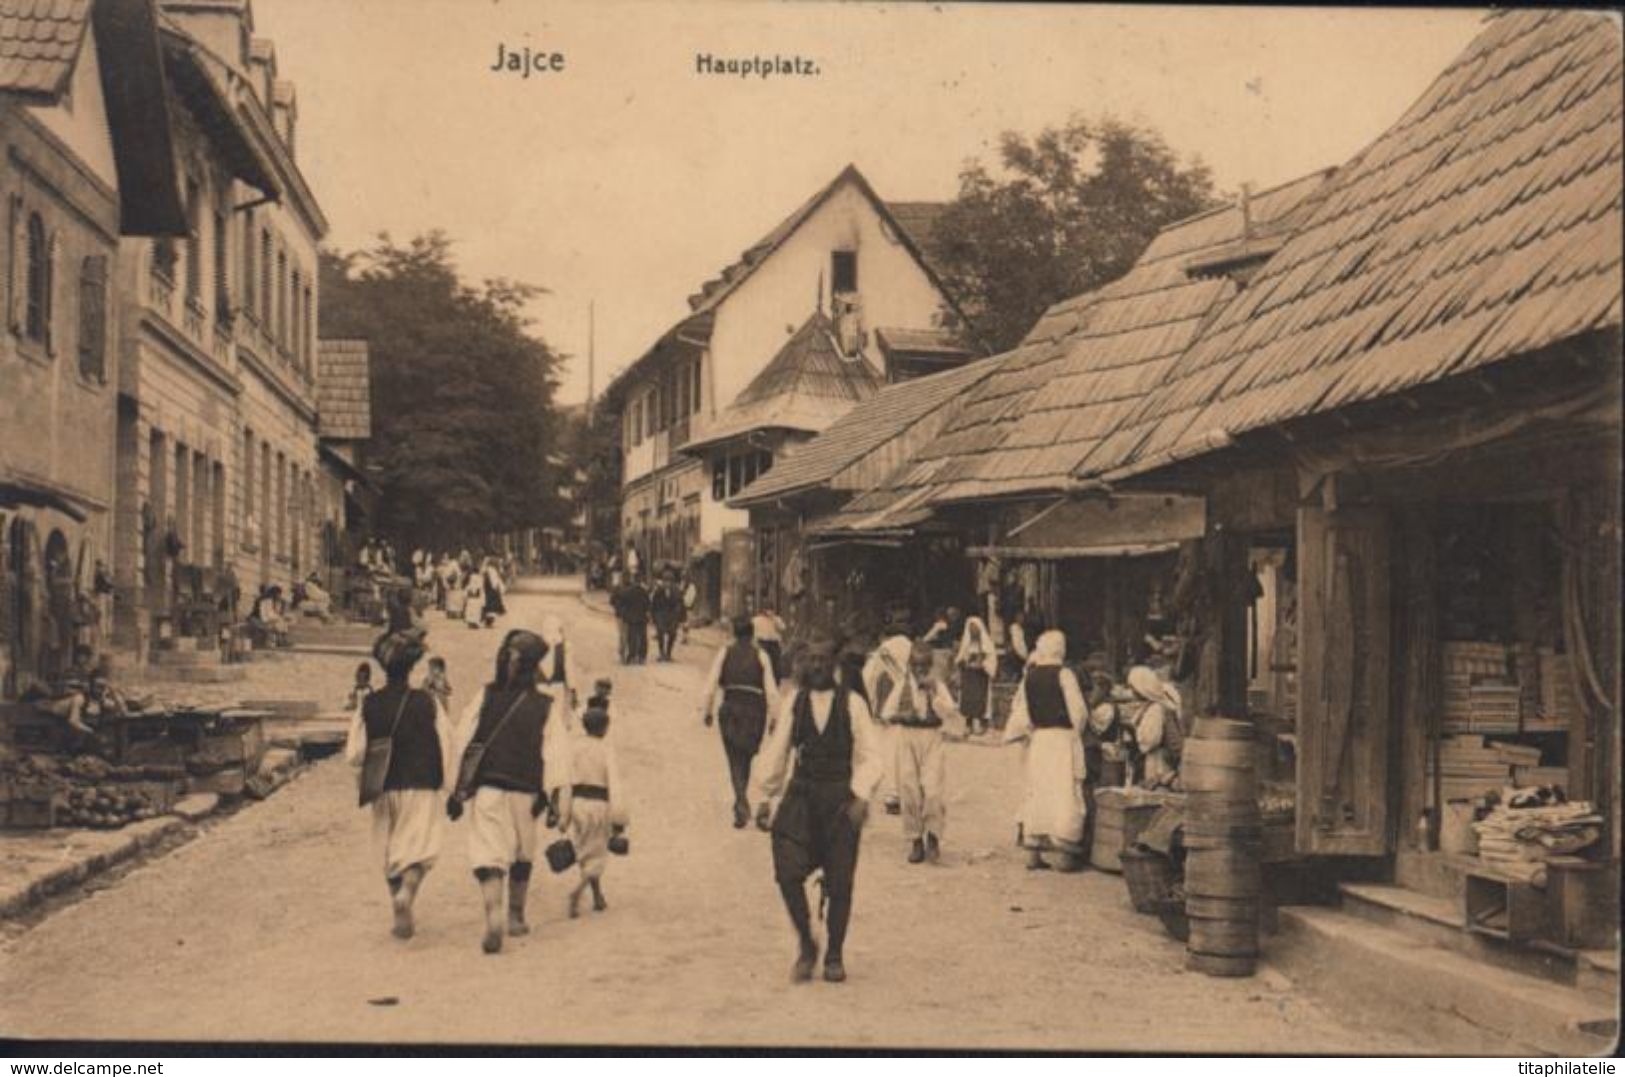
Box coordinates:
[792,944,819,983]
[907,838,926,864]
[823,958,847,983]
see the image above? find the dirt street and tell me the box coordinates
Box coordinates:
[1,581,1437,1050]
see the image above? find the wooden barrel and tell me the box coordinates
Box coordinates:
[1183,826,1262,850]
[1186,951,1257,977]
[1185,894,1261,921]
[1090,790,1164,873]
[1188,915,1260,957]
[1181,737,1260,799]
[1184,846,1262,898]
[1184,790,1263,823]
[1192,716,1255,741]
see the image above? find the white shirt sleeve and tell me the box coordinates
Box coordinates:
[752,692,799,802]
[343,703,367,767]
[847,693,884,801]
[453,687,486,760]
[544,698,573,800]
[861,653,882,707]
[760,647,780,718]
[607,743,628,828]
[1003,674,1032,743]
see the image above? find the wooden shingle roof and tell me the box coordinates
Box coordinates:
[1097,9,1624,482]
[0,0,90,99]
[682,311,883,451]
[733,355,1000,505]
[856,168,1334,509]
[318,339,371,441]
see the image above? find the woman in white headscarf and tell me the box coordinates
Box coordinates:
[954,615,998,737]
[536,614,580,732]
[1126,666,1184,788]
[1003,630,1088,870]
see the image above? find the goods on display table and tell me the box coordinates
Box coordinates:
[1472,799,1603,888]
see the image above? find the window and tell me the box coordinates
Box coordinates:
[242,212,256,319]
[184,178,201,300]
[290,270,301,362]
[712,458,726,500]
[24,213,46,342]
[691,357,703,413]
[213,209,229,321]
[77,256,107,381]
[303,284,314,372]
[276,251,287,348]
[152,236,177,282]
[259,229,272,327]
[831,249,857,294]
[676,364,690,422]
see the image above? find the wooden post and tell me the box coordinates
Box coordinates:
[1396,507,1439,850]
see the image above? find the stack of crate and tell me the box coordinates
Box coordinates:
[1532,648,1576,731]
[1442,642,1517,733]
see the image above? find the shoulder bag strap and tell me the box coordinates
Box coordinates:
[457,690,532,793]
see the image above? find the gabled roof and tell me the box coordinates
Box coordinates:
[1,0,187,236]
[681,311,883,452]
[1097,9,1624,482]
[603,165,975,408]
[733,354,1000,506]
[884,201,950,271]
[0,0,90,98]
[318,339,371,441]
[850,167,1333,511]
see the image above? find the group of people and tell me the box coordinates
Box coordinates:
[344,614,627,955]
[608,569,696,665]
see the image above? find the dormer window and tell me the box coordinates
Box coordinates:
[831,249,857,295]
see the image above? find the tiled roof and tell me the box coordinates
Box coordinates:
[854,167,1333,511]
[682,311,883,450]
[318,339,371,441]
[0,0,91,99]
[1097,9,1624,482]
[733,355,999,505]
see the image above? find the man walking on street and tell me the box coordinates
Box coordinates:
[651,570,683,662]
[873,640,956,863]
[753,640,883,983]
[447,630,574,954]
[702,616,779,829]
[622,575,651,664]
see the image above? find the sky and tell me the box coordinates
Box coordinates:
[252,0,1490,405]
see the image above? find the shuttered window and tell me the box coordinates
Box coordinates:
[78,255,107,382]
[24,213,46,342]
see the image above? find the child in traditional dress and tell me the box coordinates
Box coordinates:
[423,656,452,714]
[568,689,627,918]
[346,662,374,713]
[463,568,485,630]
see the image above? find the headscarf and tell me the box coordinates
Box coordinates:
[1127,665,1181,713]
[1031,629,1067,667]
[956,615,996,672]
[539,615,568,682]
[372,628,426,679]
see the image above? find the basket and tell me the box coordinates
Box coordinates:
[1156,895,1191,942]
[1121,845,1175,914]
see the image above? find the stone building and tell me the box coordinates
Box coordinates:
[110,0,331,657]
[0,0,184,696]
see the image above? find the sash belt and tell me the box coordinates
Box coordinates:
[572,784,610,801]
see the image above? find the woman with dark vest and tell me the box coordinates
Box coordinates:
[754,640,882,983]
[448,630,574,954]
[701,617,779,829]
[1002,629,1089,871]
[344,628,451,940]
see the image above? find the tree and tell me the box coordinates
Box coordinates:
[934,115,1223,354]
[318,232,566,552]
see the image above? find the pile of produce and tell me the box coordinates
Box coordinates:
[2,753,182,830]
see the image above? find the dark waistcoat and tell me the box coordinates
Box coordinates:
[471,688,552,793]
[1024,666,1072,729]
[791,689,854,785]
[363,684,443,791]
[721,641,764,693]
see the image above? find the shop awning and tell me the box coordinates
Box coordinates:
[978,492,1205,560]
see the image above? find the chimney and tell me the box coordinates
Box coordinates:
[833,294,865,359]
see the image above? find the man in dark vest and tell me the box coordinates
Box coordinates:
[448,630,574,954]
[622,575,651,665]
[351,628,449,940]
[701,616,779,829]
[754,640,883,983]
[650,569,683,662]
